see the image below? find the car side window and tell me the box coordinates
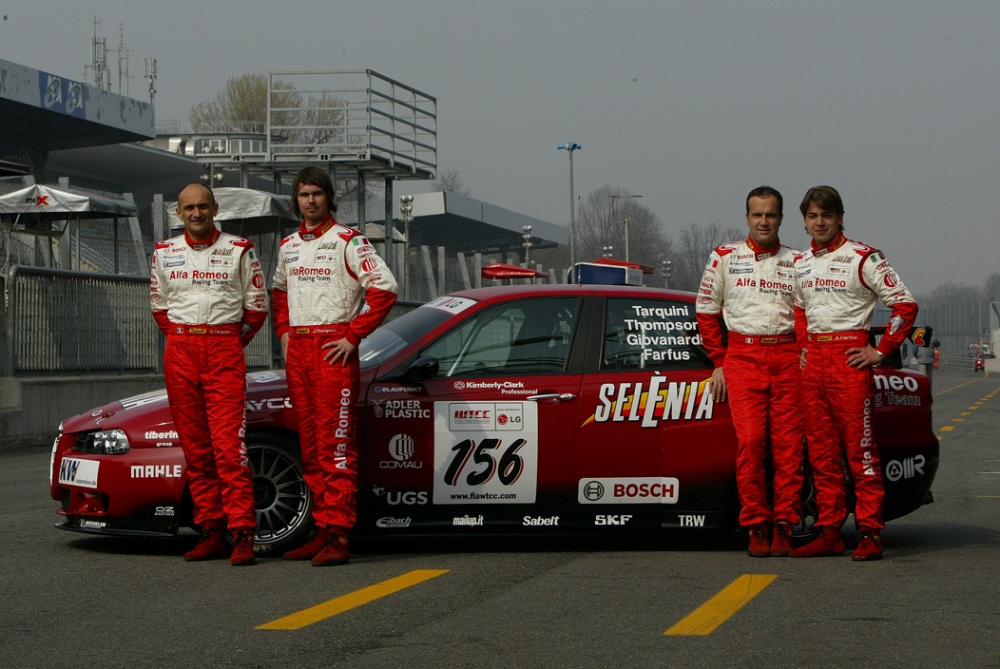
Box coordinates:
[422,297,580,377]
[601,297,708,371]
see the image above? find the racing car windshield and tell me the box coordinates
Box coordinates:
[359,305,454,369]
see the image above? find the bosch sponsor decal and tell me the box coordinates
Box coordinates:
[380,434,423,470]
[884,455,926,482]
[58,458,100,489]
[423,296,477,315]
[433,401,538,504]
[583,376,713,428]
[578,477,680,504]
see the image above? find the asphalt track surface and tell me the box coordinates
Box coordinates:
[2,368,998,669]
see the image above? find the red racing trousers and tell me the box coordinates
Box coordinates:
[164,328,256,531]
[286,325,359,531]
[801,331,884,531]
[724,336,804,527]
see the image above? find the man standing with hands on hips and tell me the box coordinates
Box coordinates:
[696,186,804,558]
[791,185,918,561]
[272,166,398,566]
[150,183,269,566]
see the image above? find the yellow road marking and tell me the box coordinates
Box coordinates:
[257,569,449,631]
[664,574,777,636]
[940,426,955,432]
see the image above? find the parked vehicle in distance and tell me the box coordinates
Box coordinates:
[50,285,939,556]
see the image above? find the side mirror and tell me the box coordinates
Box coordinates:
[407,356,439,382]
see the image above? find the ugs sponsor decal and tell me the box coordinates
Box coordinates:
[583,376,713,428]
[376,517,413,528]
[373,485,429,505]
[578,477,680,504]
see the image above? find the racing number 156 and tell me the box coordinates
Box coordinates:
[443,438,526,487]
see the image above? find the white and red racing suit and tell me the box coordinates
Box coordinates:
[696,237,804,528]
[794,231,917,531]
[150,229,269,531]
[271,215,397,531]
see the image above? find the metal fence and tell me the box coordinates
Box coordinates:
[2,265,421,377]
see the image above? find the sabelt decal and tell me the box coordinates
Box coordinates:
[58,458,100,489]
[578,477,680,504]
[433,401,537,504]
[583,376,714,428]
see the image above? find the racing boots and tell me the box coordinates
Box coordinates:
[184,521,229,562]
[311,531,350,567]
[229,528,257,566]
[747,523,771,557]
[770,522,793,557]
[788,527,845,557]
[283,527,331,560]
[851,529,883,561]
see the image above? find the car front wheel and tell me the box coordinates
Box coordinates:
[247,433,313,557]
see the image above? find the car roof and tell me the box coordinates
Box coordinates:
[443,283,696,304]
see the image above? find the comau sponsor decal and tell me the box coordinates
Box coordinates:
[578,477,680,504]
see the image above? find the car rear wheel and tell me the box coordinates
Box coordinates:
[247,433,313,557]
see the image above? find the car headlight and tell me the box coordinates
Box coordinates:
[75,429,131,455]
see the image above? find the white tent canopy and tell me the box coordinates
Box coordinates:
[0,183,138,236]
[165,187,297,236]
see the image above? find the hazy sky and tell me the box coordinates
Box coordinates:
[3,0,998,296]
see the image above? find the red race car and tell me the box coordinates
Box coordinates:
[50,285,939,555]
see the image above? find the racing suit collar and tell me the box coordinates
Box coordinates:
[299,214,338,241]
[184,228,221,250]
[745,236,781,260]
[810,231,847,257]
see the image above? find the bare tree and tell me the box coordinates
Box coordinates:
[983,273,1000,301]
[576,186,670,267]
[190,73,300,133]
[433,167,472,196]
[670,222,743,292]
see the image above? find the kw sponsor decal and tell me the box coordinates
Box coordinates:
[58,458,100,488]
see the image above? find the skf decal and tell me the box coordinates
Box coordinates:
[583,376,713,427]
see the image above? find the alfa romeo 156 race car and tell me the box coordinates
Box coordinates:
[50,284,938,556]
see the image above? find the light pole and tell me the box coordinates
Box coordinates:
[602,245,614,258]
[609,193,642,262]
[661,259,672,289]
[522,225,533,265]
[557,142,581,271]
[399,195,414,299]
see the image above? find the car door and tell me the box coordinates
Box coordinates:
[361,295,584,533]
[573,295,738,532]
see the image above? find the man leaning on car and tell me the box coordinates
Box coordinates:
[150,183,270,566]
[696,186,804,558]
[791,185,918,561]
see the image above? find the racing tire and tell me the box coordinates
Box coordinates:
[247,433,313,557]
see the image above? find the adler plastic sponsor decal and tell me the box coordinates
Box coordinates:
[584,376,714,428]
[58,458,100,489]
[372,399,430,419]
[578,477,680,504]
[433,401,538,504]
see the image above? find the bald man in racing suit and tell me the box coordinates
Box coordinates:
[151,183,269,566]
[696,186,804,558]
[791,185,918,561]
[272,166,397,566]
